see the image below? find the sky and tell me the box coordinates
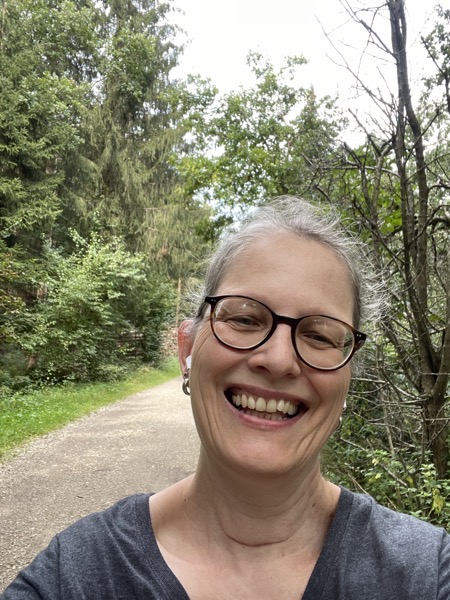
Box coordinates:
[171,0,448,114]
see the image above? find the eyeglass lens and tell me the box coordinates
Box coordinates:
[211,296,355,370]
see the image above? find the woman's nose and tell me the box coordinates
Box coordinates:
[247,323,302,377]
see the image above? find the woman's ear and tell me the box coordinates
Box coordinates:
[178,320,194,374]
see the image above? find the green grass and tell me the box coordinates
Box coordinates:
[0,357,180,460]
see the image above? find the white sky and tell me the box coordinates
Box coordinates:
[171,0,448,111]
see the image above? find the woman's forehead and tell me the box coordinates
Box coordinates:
[219,234,351,283]
[216,234,355,320]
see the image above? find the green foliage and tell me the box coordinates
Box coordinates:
[14,234,176,383]
[0,242,26,341]
[326,436,450,528]
[0,0,212,394]
[324,326,449,527]
[422,5,450,96]
[0,0,96,255]
[0,0,210,262]
[177,52,344,228]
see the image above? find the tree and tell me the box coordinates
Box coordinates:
[0,0,96,257]
[319,0,450,495]
[74,0,215,287]
[177,53,345,231]
[0,0,213,388]
[0,0,211,259]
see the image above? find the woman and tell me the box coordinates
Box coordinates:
[3,197,450,599]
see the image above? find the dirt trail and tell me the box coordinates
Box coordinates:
[0,377,200,591]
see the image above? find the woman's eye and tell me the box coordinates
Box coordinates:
[301,331,338,348]
[228,315,261,327]
[305,332,331,344]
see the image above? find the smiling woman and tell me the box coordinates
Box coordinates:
[3,197,450,600]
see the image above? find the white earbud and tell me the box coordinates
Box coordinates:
[186,355,192,369]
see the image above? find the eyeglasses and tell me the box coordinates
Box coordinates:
[204,295,366,371]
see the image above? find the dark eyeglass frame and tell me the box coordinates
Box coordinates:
[203,295,367,372]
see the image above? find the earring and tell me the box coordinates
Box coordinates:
[182,370,190,396]
[337,401,347,430]
[182,355,192,396]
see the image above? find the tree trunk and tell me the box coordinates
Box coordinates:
[388,0,449,477]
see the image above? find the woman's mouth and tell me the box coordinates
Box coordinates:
[226,391,307,421]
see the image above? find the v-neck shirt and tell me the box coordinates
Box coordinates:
[3,488,450,599]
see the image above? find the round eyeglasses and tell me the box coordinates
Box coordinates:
[203,295,366,371]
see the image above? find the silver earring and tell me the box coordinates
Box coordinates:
[182,370,190,396]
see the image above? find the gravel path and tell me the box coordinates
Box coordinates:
[0,377,200,591]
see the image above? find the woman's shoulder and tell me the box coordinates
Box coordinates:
[2,493,187,600]
[341,487,450,591]
[304,487,450,599]
[59,492,152,539]
[4,479,201,599]
[341,486,448,544]
[56,493,150,545]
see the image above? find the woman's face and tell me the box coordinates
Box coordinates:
[179,233,355,479]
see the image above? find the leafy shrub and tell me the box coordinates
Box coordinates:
[325,435,450,529]
[15,233,176,383]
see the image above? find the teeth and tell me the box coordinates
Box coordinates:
[255,397,266,411]
[266,399,277,413]
[231,394,300,418]
[288,404,297,415]
[277,399,287,413]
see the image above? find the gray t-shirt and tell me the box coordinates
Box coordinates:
[2,487,450,599]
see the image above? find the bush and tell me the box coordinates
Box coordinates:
[15,234,176,383]
[325,435,450,528]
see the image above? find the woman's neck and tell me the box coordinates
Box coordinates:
[182,452,340,551]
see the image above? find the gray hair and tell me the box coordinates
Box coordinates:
[189,196,382,334]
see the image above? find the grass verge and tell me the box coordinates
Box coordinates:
[0,357,180,460]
